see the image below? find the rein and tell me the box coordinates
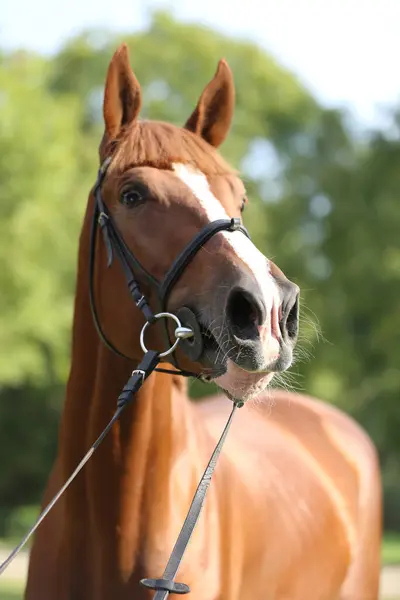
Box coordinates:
[0,156,250,597]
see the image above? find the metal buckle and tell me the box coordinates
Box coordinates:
[140,312,194,358]
[229,217,241,231]
[131,369,146,384]
[98,211,109,227]
[135,295,145,307]
[99,156,112,175]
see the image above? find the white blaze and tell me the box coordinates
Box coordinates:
[172,163,279,325]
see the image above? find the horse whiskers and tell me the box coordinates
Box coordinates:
[216,328,232,360]
[293,344,313,363]
[272,371,305,395]
[298,302,326,345]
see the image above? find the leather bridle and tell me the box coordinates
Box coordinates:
[90,155,250,373]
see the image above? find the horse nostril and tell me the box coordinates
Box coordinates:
[226,288,263,340]
[280,291,299,341]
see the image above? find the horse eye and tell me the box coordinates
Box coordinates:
[120,189,143,207]
[240,195,247,213]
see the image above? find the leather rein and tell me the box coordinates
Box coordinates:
[0,156,250,598]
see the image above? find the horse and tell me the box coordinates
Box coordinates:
[25,44,381,600]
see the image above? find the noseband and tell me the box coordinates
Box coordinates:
[90,156,250,372]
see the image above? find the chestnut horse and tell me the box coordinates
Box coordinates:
[25,45,381,600]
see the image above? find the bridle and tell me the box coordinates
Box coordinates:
[90,155,251,372]
[0,154,252,598]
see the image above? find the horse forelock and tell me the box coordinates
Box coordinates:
[107,120,236,177]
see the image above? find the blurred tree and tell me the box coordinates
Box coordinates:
[0,383,62,537]
[0,52,96,530]
[0,11,398,531]
[0,11,319,387]
[0,52,94,384]
[261,106,400,527]
[0,11,321,529]
[49,11,318,159]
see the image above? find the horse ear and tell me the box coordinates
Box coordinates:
[103,44,142,139]
[184,59,235,148]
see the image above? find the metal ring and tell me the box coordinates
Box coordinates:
[140,312,184,358]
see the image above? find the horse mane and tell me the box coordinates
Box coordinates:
[109,120,236,175]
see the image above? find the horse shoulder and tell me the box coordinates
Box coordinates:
[193,390,381,599]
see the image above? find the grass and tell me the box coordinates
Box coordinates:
[0,533,399,600]
[1,578,400,600]
[383,532,400,566]
[0,580,23,600]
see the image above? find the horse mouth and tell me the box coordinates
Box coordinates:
[214,361,274,401]
[199,322,274,400]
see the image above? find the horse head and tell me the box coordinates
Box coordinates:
[92,44,299,402]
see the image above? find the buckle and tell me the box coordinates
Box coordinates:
[131,369,146,384]
[98,211,109,227]
[229,217,241,231]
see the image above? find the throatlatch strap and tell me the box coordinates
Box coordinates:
[140,401,243,599]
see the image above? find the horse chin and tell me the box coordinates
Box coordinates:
[214,359,274,402]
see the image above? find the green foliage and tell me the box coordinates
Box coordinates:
[0,585,23,600]
[0,384,60,536]
[4,505,39,543]
[0,11,320,532]
[382,532,400,566]
[0,53,94,384]
[0,11,399,532]
[48,10,317,164]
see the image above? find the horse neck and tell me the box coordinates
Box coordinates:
[59,196,193,579]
